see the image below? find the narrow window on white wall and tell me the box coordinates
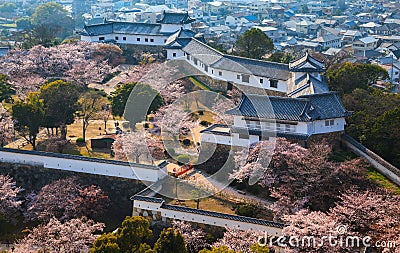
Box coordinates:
[270,79,278,88]
[242,74,250,83]
[173,53,176,57]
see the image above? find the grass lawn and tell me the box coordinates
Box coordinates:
[188,77,212,91]
[367,168,400,195]
[167,196,236,215]
[0,23,16,28]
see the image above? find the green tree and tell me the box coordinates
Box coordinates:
[235,204,257,218]
[16,17,32,30]
[39,80,81,139]
[90,233,120,253]
[199,246,237,253]
[30,2,73,44]
[342,88,400,167]
[91,216,153,253]
[12,92,45,150]
[266,52,293,64]
[0,74,15,103]
[0,3,17,18]
[327,62,389,95]
[111,82,163,120]
[115,216,153,253]
[154,228,187,253]
[369,108,400,166]
[234,28,274,59]
[78,90,109,141]
[250,244,269,253]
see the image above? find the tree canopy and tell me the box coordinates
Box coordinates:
[265,52,293,64]
[92,216,171,253]
[111,82,163,120]
[11,92,45,150]
[0,74,15,103]
[39,80,81,138]
[327,62,389,94]
[154,228,187,253]
[31,2,73,42]
[234,28,274,60]
[342,88,400,167]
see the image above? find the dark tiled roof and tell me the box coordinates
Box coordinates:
[227,94,311,121]
[158,11,195,24]
[83,22,165,36]
[299,92,352,119]
[277,132,310,140]
[179,38,290,80]
[182,39,223,65]
[211,55,291,80]
[162,203,285,228]
[289,52,326,72]
[130,195,164,203]
[200,124,231,136]
[164,28,196,48]
[288,74,329,97]
[227,92,350,121]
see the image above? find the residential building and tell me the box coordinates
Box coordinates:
[312,34,342,49]
[352,36,379,52]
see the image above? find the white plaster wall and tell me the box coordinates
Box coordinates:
[133,199,283,234]
[175,54,289,93]
[0,150,165,182]
[81,34,168,46]
[296,122,309,134]
[161,208,282,234]
[312,118,345,134]
[167,49,185,59]
[201,133,233,146]
[160,23,182,33]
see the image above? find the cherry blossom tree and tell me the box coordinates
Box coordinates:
[0,104,14,147]
[213,228,261,253]
[172,220,209,253]
[211,94,236,125]
[282,189,400,253]
[26,177,108,222]
[232,139,371,218]
[15,217,104,253]
[145,132,166,161]
[160,80,186,105]
[0,41,115,94]
[155,103,199,141]
[282,209,340,252]
[0,175,22,221]
[96,106,111,133]
[112,131,150,163]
